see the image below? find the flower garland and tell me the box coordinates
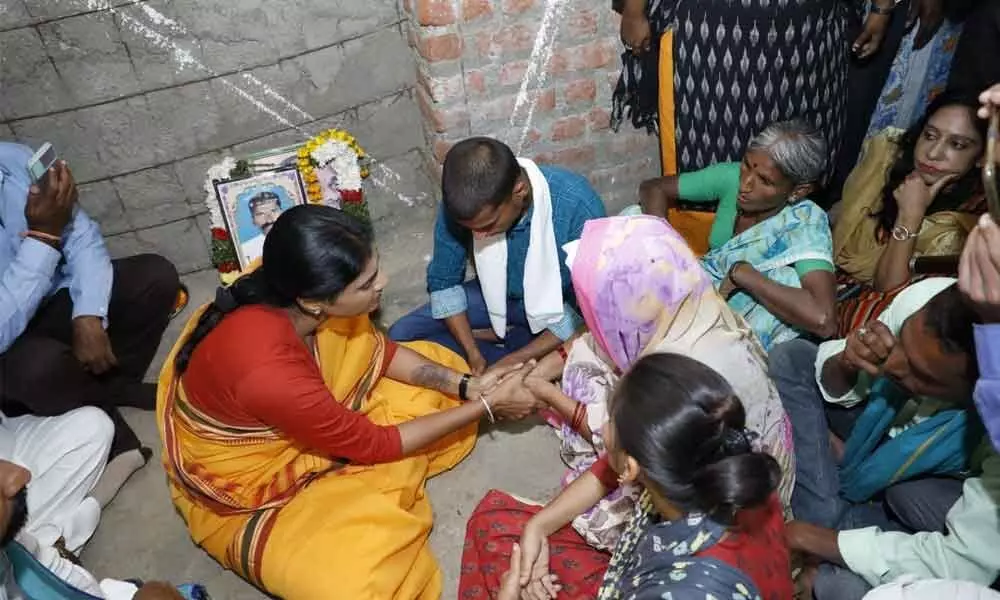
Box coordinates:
[297,129,371,222]
[204,129,371,284]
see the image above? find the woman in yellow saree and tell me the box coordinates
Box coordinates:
[832,90,988,337]
[834,89,988,291]
[156,206,537,599]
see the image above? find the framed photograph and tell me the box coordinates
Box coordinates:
[314,163,343,208]
[245,144,302,174]
[213,166,306,269]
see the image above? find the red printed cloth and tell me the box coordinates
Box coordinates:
[459,490,611,600]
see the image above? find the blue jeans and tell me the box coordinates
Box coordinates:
[387,280,536,365]
[770,339,966,600]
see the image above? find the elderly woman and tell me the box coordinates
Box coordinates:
[638,119,837,350]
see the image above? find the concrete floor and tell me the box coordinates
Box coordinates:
[79,210,568,599]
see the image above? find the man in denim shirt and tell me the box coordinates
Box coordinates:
[0,143,179,477]
[389,138,605,374]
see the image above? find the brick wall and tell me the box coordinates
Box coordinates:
[402,0,660,213]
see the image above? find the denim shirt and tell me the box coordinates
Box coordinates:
[0,143,112,353]
[426,165,606,340]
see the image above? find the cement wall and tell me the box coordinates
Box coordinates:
[0,0,432,274]
[1,1,661,279]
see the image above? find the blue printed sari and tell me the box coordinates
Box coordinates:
[700,201,833,351]
[865,19,963,140]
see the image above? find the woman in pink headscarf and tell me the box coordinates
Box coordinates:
[458,216,795,599]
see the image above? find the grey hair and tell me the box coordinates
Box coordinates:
[747,119,829,186]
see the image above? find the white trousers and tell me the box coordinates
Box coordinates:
[0,407,112,552]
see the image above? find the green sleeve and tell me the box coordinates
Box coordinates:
[794,259,835,278]
[677,162,741,204]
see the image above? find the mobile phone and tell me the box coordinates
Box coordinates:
[27,143,57,189]
[985,111,999,222]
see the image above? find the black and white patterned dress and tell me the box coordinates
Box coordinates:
[613,0,852,173]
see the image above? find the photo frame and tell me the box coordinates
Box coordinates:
[213,166,306,270]
[245,144,302,174]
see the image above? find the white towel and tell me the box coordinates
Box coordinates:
[473,158,564,338]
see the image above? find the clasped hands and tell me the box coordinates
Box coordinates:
[466,361,563,423]
[496,522,562,600]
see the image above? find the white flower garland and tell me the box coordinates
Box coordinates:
[311,140,363,192]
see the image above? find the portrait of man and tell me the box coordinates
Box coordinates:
[240,191,282,261]
[214,166,307,269]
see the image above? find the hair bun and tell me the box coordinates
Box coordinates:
[214,286,239,314]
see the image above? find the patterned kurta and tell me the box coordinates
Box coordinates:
[672,0,850,169]
[616,0,851,172]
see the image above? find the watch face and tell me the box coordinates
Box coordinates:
[891,225,917,242]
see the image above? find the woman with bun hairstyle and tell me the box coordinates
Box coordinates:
[460,353,793,600]
[157,205,538,599]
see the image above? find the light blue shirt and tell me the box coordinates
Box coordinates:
[0,142,112,353]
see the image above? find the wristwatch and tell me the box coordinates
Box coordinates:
[891,224,920,241]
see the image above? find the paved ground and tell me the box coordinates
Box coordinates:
[79,208,567,599]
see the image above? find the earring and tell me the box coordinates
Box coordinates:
[297,302,324,318]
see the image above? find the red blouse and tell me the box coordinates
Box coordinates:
[181,305,403,464]
[700,495,794,600]
[590,454,620,489]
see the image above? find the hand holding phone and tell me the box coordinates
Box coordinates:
[25,160,76,240]
[984,110,999,222]
[27,143,57,192]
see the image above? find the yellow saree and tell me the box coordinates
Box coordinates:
[834,131,980,284]
[156,308,476,599]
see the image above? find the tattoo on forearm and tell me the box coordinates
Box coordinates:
[413,364,455,393]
